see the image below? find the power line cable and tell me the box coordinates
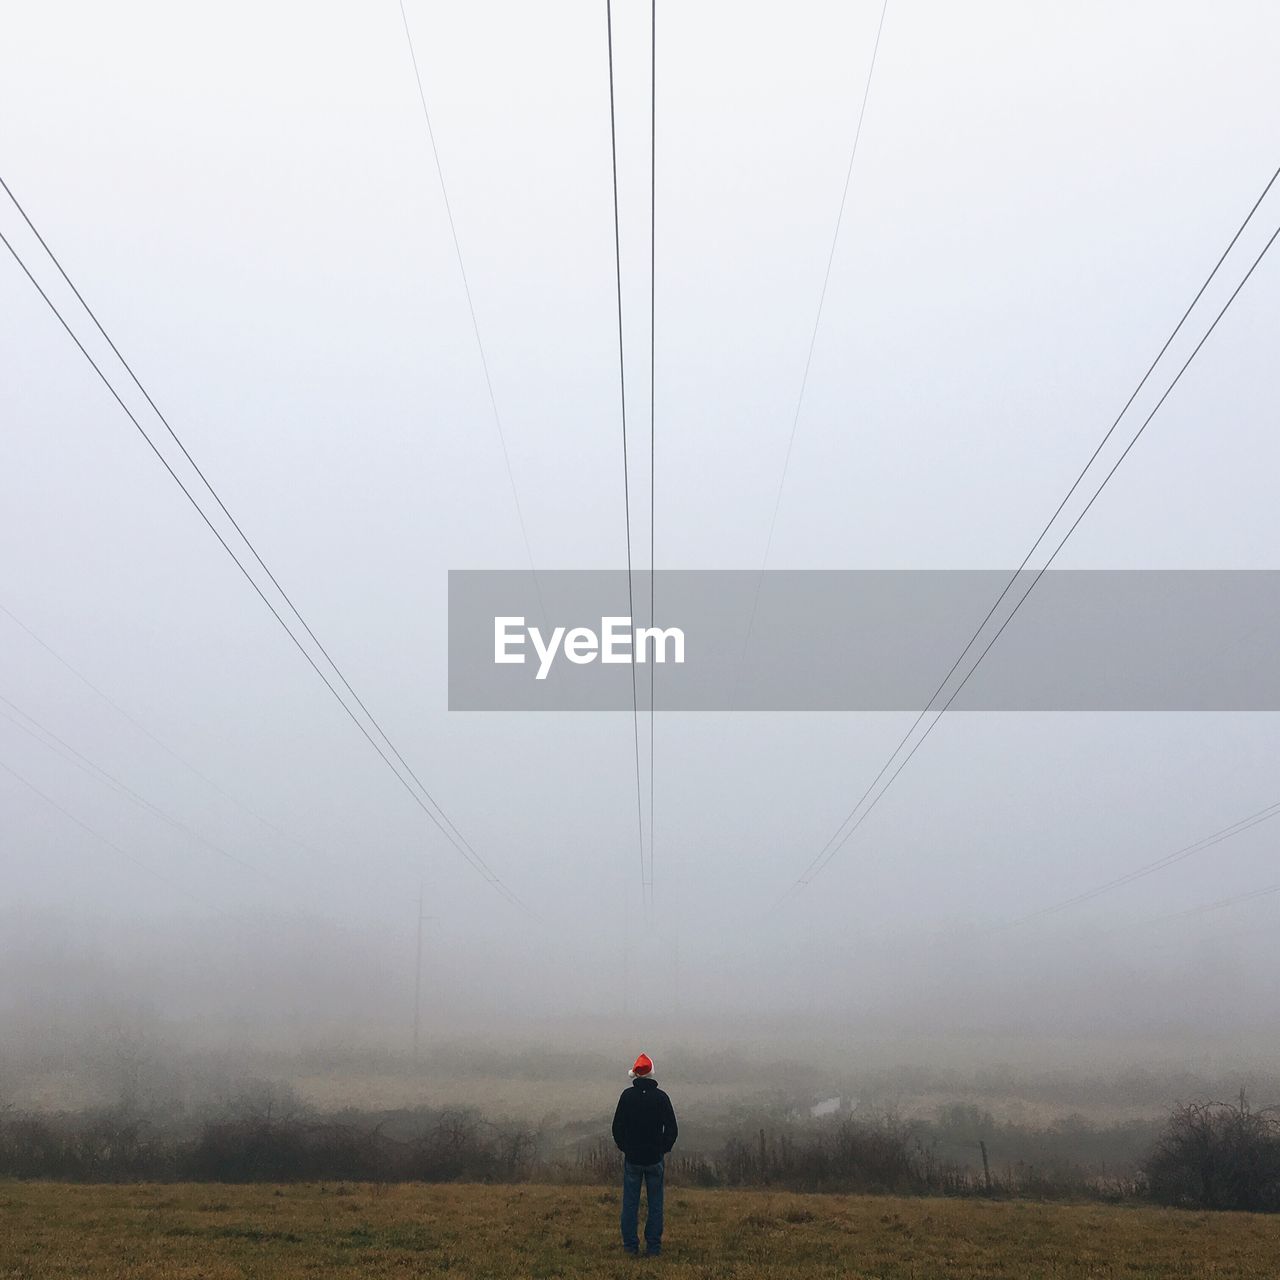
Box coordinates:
[926,800,1280,955]
[787,191,1280,897]
[1001,799,1280,928]
[784,166,1280,896]
[0,200,528,914]
[739,0,890,660]
[394,0,547,626]
[1160,878,1280,923]
[0,756,223,913]
[804,220,1280,889]
[0,692,400,914]
[0,177,504,899]
[1066,874,1280,946]
[0,218,511,902]
[759,0,890,570]
[0,693,261,875]
[605,0,650,914]
[798,162,1280,886]
[0,603,434,896]
[0,599,331,864]
[648,0,657,906]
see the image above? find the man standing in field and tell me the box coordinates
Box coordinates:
[612,1052,678,1257]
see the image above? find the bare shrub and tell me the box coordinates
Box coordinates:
[1145,1097,1280,1212]
[717,1117,939,1193]
[0,1106,168,1180]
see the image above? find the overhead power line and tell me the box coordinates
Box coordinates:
[605,0,650,914]
[739,0,891,661]
[786,163,1280,897]
[1161,879,1280,922]
[0,178,529,914]
[758,0,890,571]
[648,0,657,906]
[1002,798,1280,928]
[0,599,331,864]
[394,0,546,619]
[0,756,223,914]
[0,692,261,876]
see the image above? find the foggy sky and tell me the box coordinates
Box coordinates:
[2,1,1279,1049]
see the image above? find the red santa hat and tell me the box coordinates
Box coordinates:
[629,1052,654,1078]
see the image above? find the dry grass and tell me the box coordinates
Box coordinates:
[2,1180,1278,1278]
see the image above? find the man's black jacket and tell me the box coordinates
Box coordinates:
[612,1077,678,1166]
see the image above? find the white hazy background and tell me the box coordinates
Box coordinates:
[2,1,1279,1064]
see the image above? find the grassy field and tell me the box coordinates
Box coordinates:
[2,1181,1278,1279]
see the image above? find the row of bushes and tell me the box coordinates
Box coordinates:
[0,1105,540,1184]
[3,1096,1277,1211]
[579,1121,1136,1200]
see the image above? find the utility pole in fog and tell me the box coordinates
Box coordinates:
[673,925,681,1019]
[413,884,433,1061]
[623,872,632,1017]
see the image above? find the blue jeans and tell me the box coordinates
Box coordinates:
[620,1157,664,1254]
